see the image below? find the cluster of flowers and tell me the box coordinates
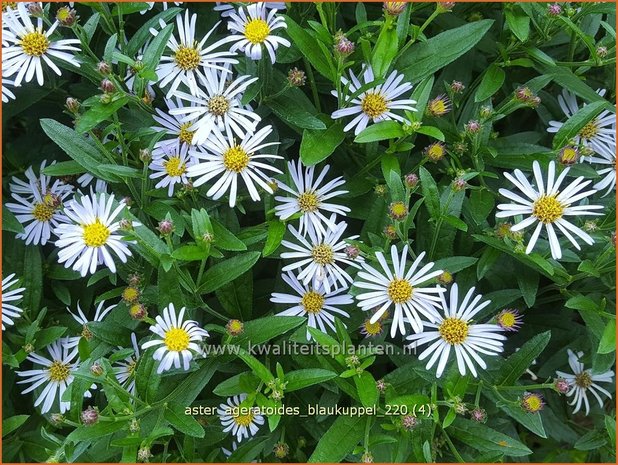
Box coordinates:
[1,0,615,451]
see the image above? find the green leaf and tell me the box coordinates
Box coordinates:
[41,160,85,176]
[75,96,130,134]
[2,415,29,437]
[516,262,539,307]
[126,8,181,57]
[285,369,338,391]
[475,65,505,102]
[263,220,286,257]
[419,167,440,219]
[449,418,532,457]
[233,316,305,347]
[416,125,445,141]
[160,357,221,404]
[34,327,67,350]
[442,215,468,232]
[142,24,174,71]
[103,33,118,63]
[371,19,398,78]
[66,420,129,443]
[171,245,209,261]
[355,371,378,407]
[269,92,326,130]
[552,100,614,149]
[22,246,42,313]
[212,219,247,251]
[397,20,494,83]
[2,205,24,234]
[308,415,366,462]
[597,320,616,354]
[164,403,204,438]
[354,120,404,143]
[198,251,261,294]
[215,271,253,320]
[237,349,274,384]
[300,122,346,166]
[505,8,530,42]
[496,331,551,385]
[284,16,334,80]
[574,430,608,451]
[89,321,131,347]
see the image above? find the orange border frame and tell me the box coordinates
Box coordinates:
[0,1,616,464]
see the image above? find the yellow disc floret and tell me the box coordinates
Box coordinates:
[387,278,412,304]
[438,317,469,345]
[579,120,599,140]
[163,327,190,352]
[361,92,388,118]
[532,195,564,224]
[178,122,195,145]
[32,202,55,222]
[223,146,250,173]
[82,219,111,248]
[575,371,593,389]
[311,244,334,265]
[174,45,201,71]
[21,31,50,57]
[301,291,325,314]
[164,156,187,177]
[208,95,230,116]
[244,18,270,44]
[48,360,71,382]
[298,191,320,212]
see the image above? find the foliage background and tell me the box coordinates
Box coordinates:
[2,1,616,463]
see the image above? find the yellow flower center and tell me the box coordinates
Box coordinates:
[178,122,195,145]
[363,319,383,336]
[560,147,578,164]
[426,143,446,161]
[361,92,388,118]
[522,394,544,412]
[48,360,71,382]
[298,191,320,212]
[163,327,190,352]
[21,31,50,57]
[387,278,412,304]
[575,371,593,389]
[122,287,140,303]
[82,219,111,248]
[427,98,449,116]
[233,411,255,427]
[174,45,201,71]
[208,95,230,116]
[532,195,564,224]
[81,324,93,341]
[390,201,408,218]
[301,291,325,314]
[223,145,250,173]
[2,2,18,12]
[32,202,55,222]
[244,18,270,44]
[438,317,469,345]
[164,156,187,177]
[579,120,599,140]
[127,359,137,375]
[311,244,334,265]
[497,311,516,329]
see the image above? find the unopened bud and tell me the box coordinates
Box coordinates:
[334,31,355,56]
[129,303,147,320]
[127,273,142,287]
[374,184,387,196]
[118,219,133,231]
[157,219,174,236]
[100,79,115,94]
[464,120,481,134]
[436,2,455,13]
[137,447,153,463]
[56,6,78,26]
[273,442,290,459]
[401,414,418,430]
[450,80,465,94]
[129,418,140,433]
[27,2,43,16]
[90,361,104,377]
[383,224,397,240]
[479,105,493,119]
[50,413,65,426]
[23,343,35,353]
[376,379,387,393]
[80,406,99,426]
[65,97,80,114]
[361,451,374,463]
[344,244,360,259]
[404,173,419,188]
[452,177,467,191]
[97,61,111,75]
[554,378,570,394]
[437,271,453,285]
[202,232,215,243]
[596,46,608,58]
[287,67,306,87]
[138,148,151,163]
[383,2,406,16]
[547,3,562,16]
[470,407,487,422]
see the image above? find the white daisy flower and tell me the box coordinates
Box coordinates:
[280,216,362,293]
[5,166,73,246]
[406,283,506,378]
[547,88,615,155]
[149,140,194,196]
[140,2,183,14]
[77,173,108,195]
[151,10,238,97]
[215,2,286,18]
[275,160,351,236]
[16,338,80,414]
[2,79,16,103]
[113,333,140,396]
[271,271,353,340]
[218,394,265,442]
[170,66,260,144]
[556,349,614,415]
[354,244,445,337]
[66,300,117,348]
[586,138,616,197]
[141,303,209,374]
[2,273,25,330]
[226,2,291,63]
[2,2,81,87]
[331,65,417,136]
[54,193,133,277]
[152,97,201,157]
[187,125,283,207]
[497,160,604,260]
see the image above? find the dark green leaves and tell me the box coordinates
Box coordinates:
[397,20,494,83]
[284,16,335,80]
[308,415,366,463]
[300,122,346,165]
[496,331,551,385]
[198,252,261,294]
[475,65,505,102]
[354,121,404,143]
[552,100,614,149]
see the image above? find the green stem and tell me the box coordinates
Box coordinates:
[495,383,555,391]
[303,58,321,112]
[441,427,465,463]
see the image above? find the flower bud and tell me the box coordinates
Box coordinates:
[374,184,387,196]
[464,120,481,134]
[450,80,465,94]
[404,173,419,188]
[226,319,244,337]
[388,201,408,221]
[479,105,493,119]
[558,146,579,165]
[554,378,571,394]
[81,406,99,426]
[424,142,447,162]
[90,361,104,376]
[452,177,467,191]
[361,452,374,463]
[436,2,455,14]
[202,232,215,243]
[97,61,112,75]
[344,244,360,260]
[137,447,153,463]
[273,442,290,459]
[118,219,134,231]
[383,2,406,16]
[100,93,113,104]
[596,46,608,58]
[401,414,418,430]
[122,286,141,304]
[56,6,78,27]
[547,3,562,16]
[437,271,453,285]
[100,79,115,94]
[50,413,65,426]
[334,31,355,56]
[157,219,174,236]
[65,97,80,114]
[128,273,141,287]
[129,303,148,320]
[129,418,140,433]
[287,67,306,87]
[376,379,387,393]
[383,224,397,240]
[470,407,487,422]
[521,392,545,413]
[23,343,35,353]
[138,148,151,164]
[27,2,43,16]
[583,220,598,232]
